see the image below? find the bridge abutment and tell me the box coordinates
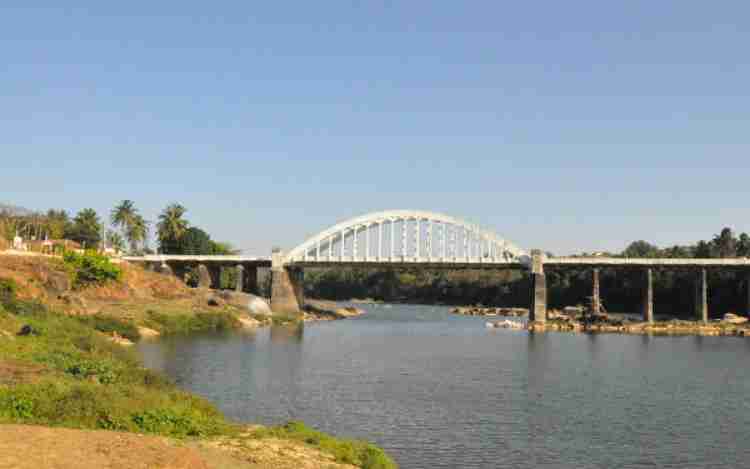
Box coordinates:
[529,250,546,323]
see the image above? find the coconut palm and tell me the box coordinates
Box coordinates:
[156,203,189,254]
[111,200,150,253]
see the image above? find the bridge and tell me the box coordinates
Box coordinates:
[124,209,750,324]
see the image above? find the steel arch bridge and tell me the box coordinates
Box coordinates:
[280,210,530,268]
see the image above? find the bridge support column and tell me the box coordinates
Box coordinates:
[197,264,212,289]
[243,266,258,295]
[746,272,750,317]
[271,267,304,315]
[270,250,304,315]
[695,268,708,323]
[529,250,546,324]
[235,265,244,292]
[591,268,601,315]
[642,268,654,323]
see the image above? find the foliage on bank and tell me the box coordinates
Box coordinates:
[0,296,229,437]
[62,251,122,288]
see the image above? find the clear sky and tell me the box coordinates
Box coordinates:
[2,1,749,255]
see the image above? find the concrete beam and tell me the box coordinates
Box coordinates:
[642,268,654,323]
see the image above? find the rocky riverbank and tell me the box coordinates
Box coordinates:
[528,312,750,336]
[451,306,529,317]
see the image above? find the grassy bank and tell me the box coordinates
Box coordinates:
[0,265,396,468]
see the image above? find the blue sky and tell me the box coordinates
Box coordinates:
[2,1,749,255]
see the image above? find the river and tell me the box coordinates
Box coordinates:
[137,304,750,468]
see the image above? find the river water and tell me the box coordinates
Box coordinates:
[137,304,750,468]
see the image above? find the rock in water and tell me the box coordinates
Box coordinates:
[723,313,749,324]
[247,294,272,316]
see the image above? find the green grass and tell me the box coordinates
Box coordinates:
[77,314,141,342]
[144,309,241,335]
[0,293,397,468]
[0,302,231,438]
[248,421,397,469]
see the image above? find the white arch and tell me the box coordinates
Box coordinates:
[283,210,529,265]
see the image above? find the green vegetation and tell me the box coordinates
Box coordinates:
[0,299,230,437]
[248,421,397,469]
[110,199,149,254]
[77,314,141,342]
[62,251,122,288]
[0,286,397,467]
[144,309,241,335]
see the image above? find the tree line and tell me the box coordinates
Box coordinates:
[304,227,750,318]
[0,201,236,256]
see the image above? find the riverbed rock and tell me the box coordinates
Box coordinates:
[137,326,161,338]
[212,291,272,315]
[723,313,749,324]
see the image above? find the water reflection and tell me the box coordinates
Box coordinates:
[137,305,750,469]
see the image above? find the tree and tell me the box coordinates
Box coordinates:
[622,240,659,258]
[157,204,189,254]
[66,208,103,249]
[174,227,213,255]
[45,209,70,239]
[712,227,737,258]
[111,200,149,253]
[737,233,750,257]
[106,230,126,253]
[694,240,713,258]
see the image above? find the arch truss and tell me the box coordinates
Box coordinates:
[283,210,529,267]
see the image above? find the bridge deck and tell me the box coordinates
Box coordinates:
[547,257,750,268]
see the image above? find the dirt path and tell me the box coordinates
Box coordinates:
[0,425,359,469]
[0,425,207,469]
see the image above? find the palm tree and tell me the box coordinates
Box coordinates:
[157,203,189,254]
[127,214,149,253]
[106,230,126,253]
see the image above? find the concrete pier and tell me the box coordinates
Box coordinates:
[235,265,244,292]
[642,268,654,323]
[695,268,708,323]
[591,268,601,314]
[197,264,212,289]
[270,267,304,315]
[529,250,546,323]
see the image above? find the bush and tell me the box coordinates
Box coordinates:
[145,310,240,335]
[0,278,17,303]
[78,315,141,342]
[63,251,122,288]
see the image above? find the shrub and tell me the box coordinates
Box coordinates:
[63,251,122,288]
[145,310,240,335]
[78,315,141,342]
[0,278,17,303]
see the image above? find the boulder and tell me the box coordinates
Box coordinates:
[44,271,71,294]
[214,291,272,315]
[17,325,37,336]
[723,313,749,325]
